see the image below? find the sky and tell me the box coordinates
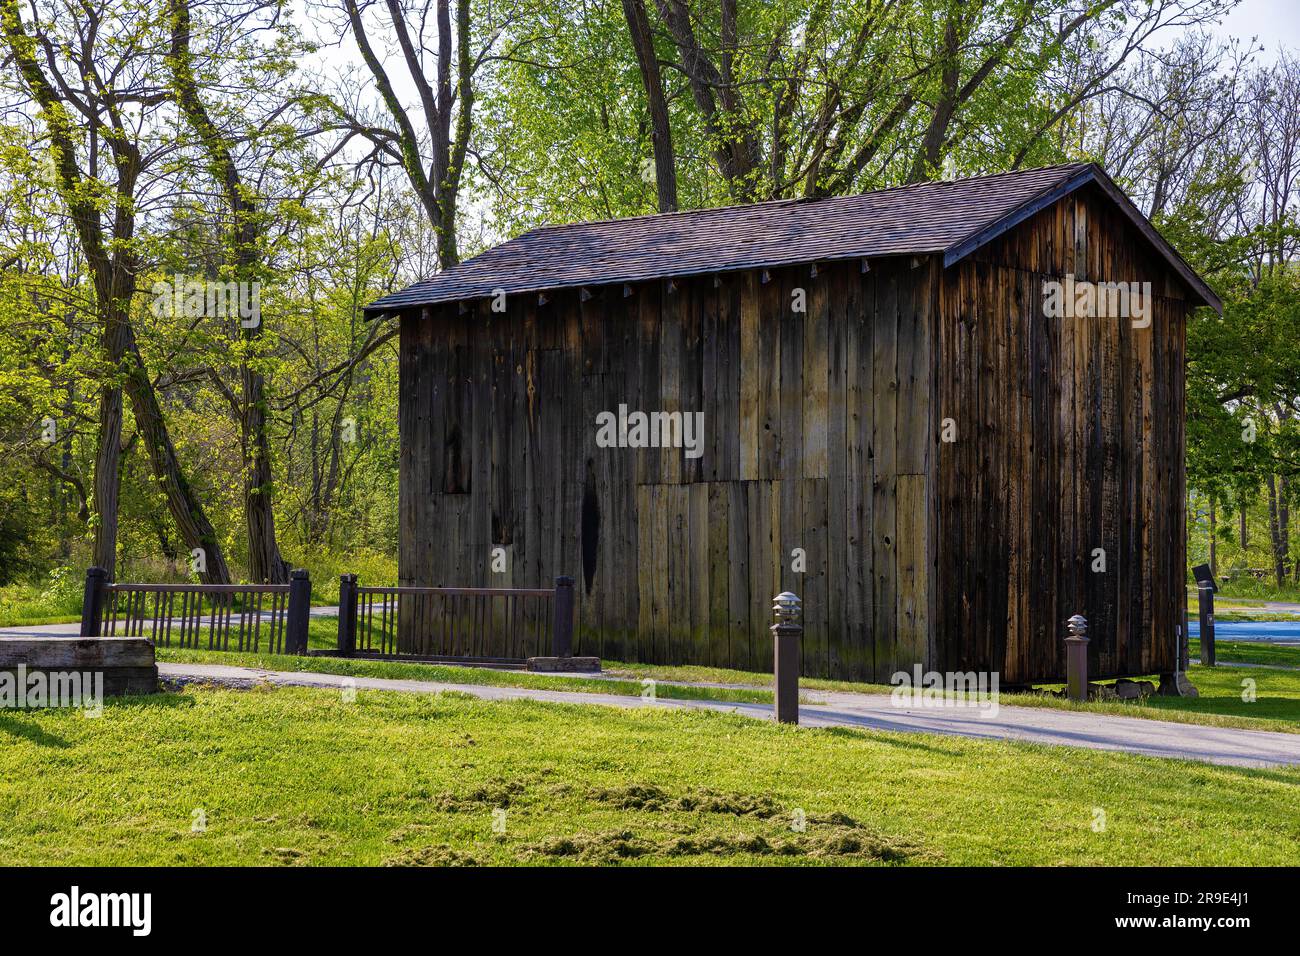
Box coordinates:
[1212,0,1300,61]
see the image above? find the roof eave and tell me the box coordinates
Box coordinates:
[361,252,940,315]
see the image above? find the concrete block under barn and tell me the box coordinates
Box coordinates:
[366,163,1220,685]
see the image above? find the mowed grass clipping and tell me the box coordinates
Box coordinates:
[0,685,1298,866]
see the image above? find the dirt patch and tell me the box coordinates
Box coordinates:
[520,819,918,864]
[384,844,481,867]
[588,784,779,818]
[662,833,792,857]
[803,825,914,861]
[423,779,922,864]
[661,824,914,862]
[521,830,651,863]
[573,785,919,863]
[263,846,306,862]
[433,779,525,812]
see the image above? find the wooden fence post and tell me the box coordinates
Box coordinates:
[80,566,107,637]
[552,576,575,657]
[286,569,311,655]
[338,573,358,656]
[1065,614,1089,702]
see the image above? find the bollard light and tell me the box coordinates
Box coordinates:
[771,592,802,724]
[1064,613,1089,702]
[773,592,802,625]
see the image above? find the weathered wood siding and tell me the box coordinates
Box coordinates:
[399,258,934,680]
[933,183,1189,683]
[399,182,1193,683]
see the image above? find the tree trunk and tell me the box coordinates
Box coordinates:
[169,0,288,583]
[245,363,289,582]
[623,0,678,212]
[343,0,471,268]
[1282,475,1293,582]
[1209,496,1217,578]
[116,315,232,584]
[91,384,122,578]
[906,11,960,183]
[651,0,760,199]
[1267,475,1286,587]
[59,357,76,559]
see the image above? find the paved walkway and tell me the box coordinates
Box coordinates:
[157,661,1300,770]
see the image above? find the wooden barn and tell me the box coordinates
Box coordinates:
[365,163,1221,685]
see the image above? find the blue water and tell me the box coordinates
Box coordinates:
[1187,620,1300,644]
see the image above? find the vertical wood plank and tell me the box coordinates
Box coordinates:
[739,274,761,480]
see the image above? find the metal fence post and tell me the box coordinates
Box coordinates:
[772,592,802,724]
[552,576,575,657]
[338,573,358,656]
[80,566,108,637]
[286,569,311,655]
[1065,613,1089,702]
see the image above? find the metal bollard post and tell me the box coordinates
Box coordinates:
[1065,613,1089,702]
[552,576,575,658]
[772,592,802,724]
[338,573,358,656]
[80,566,108,637]
[1197,584,1216,667]
[285,569,312,655]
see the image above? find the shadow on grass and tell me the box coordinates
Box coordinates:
[0,714,70,748]
[814,724,968,758]
[0,691,194,746]
[1212,764,1300,786]
[1145,693,1300,723]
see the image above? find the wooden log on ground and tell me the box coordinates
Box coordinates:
[0,638,158,696]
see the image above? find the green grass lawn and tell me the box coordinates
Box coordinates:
[1191,638,1300,668]
[1205,609,1300,622]
[1,683,1297,866]
[1193,577,1300,604]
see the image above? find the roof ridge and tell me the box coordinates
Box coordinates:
[814,161,1092,200]
[514,163,1092,239]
